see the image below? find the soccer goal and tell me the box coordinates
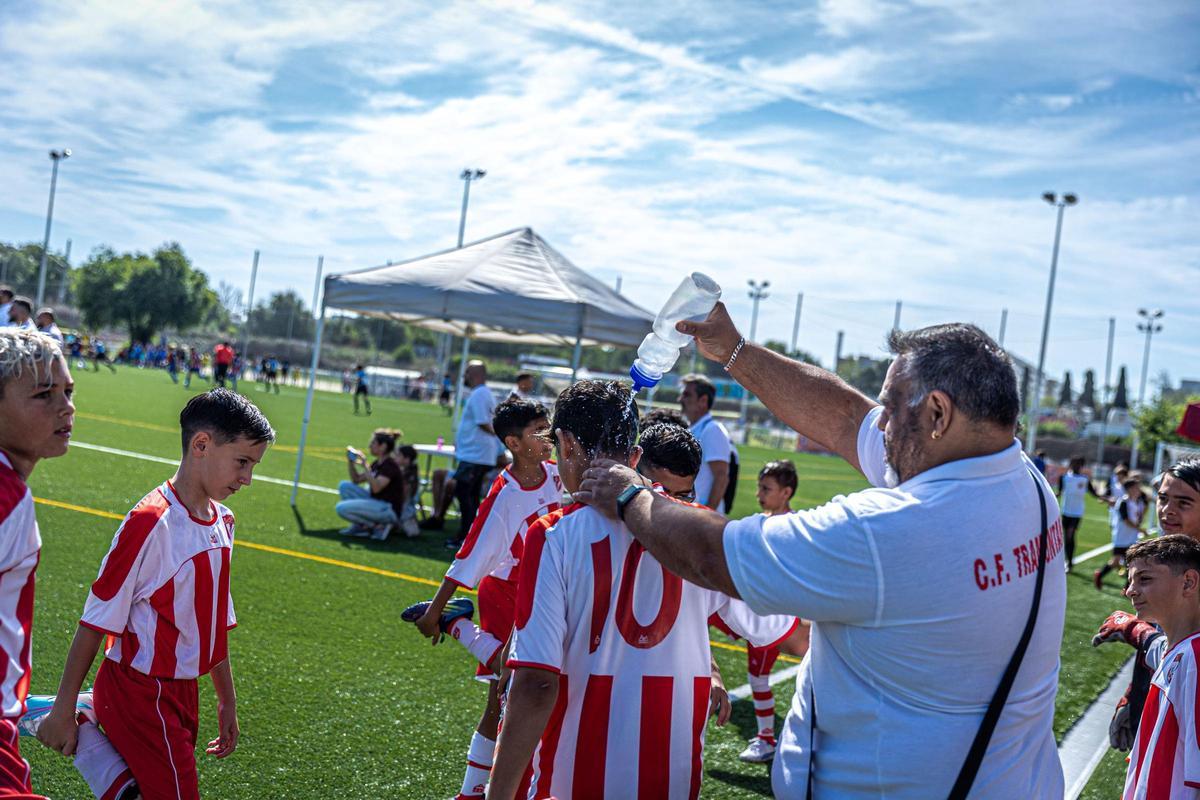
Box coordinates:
[1154,440,1200,480]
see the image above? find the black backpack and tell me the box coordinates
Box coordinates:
[723,450,739,514]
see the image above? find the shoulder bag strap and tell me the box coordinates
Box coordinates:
[947,469,1051,800]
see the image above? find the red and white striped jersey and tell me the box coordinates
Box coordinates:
[0,452,39,719]
[508,502,798,800]
[445,462,562,588]
[81,481,237,680]
[1125,631,1200,799]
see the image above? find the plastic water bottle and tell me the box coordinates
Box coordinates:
[630,272,722,391]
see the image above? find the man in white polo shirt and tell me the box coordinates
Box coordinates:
[578,308,1066,799]
[446,360,499,550]
[680,374,734,513]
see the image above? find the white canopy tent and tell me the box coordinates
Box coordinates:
[289,227,655,504]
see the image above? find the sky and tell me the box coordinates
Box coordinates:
[1,0,1197,393]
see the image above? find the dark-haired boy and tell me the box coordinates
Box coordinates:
[1096,475,1149,589]
[38,389,274,800]
[490,381,796,800]
[404,398,560,800]
[637,422,701,501]
[1117,535,1200,798]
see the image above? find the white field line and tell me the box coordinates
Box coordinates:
[728,663,804,702]
[1061,656,1133,799]
[70,440,338,495]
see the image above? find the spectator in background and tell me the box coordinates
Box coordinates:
[680,373,735,513]
[213,341,233,387]
[35,308,63,344]
[1095,474,1149,589]
[337,429,406,540]
[6,298,35,331]
[439,372,453,413]
[392,444,420,537]
[1032,449,1048,475]
[757,460,798,517]
[0,286,12,325]
[508,372,534,401]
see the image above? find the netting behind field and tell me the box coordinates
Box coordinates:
[1155,442,1200,478]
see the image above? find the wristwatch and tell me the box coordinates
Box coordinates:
[616,484,649,522]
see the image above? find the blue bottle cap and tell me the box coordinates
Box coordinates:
[629,363,661,392]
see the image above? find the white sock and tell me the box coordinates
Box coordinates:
[749,673,775,742]
[74,721,136,800]
[449,619,504,670]
[459,731,495,797]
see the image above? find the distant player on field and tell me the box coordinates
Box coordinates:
[37,389,274,800]
[1056,456,1100,572]
[489,380,798,799]
[1096,473,1149,589]
[0,330,74,799]
[403,398,561,800]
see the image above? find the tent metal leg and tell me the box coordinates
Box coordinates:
[291,259,326,506]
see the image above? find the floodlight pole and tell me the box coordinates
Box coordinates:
[790,292,803,354]
[998,308,1008,348]
[291,255,324,507]
[1130,309,1164,469]
[892,300,902,332]
[1096,316,1115,465]
[1024,192,1077,454]
[240,250,260,361]
[738,280,769,429]
[36,149,70,309]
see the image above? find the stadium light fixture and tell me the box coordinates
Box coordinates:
[1130,308,1165,467]
[36,149,72,309]
[1024,191,1079,454]
[457,168,487,248]
[739,279,771,428]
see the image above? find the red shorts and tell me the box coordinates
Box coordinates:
[0,719,44,799]
[475,576,517,678]
[707,614,782,677]
[94,658,200,800]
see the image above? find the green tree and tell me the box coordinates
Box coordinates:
[1058,371,1073,407]
[1112,366,1129,409]
[74,244,217,342]
[0,242,71,303]
[248,291,315,341]
[1132,394,1200,457]
[1079,370,1097,411]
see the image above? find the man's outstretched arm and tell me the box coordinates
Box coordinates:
[488,667,559,799]
[678,303,875,471]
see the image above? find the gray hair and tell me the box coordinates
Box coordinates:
[0,329,63,398]
[887,323,1019,428]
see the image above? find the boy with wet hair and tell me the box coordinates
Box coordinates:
[403,398,561,800]
[38,389,274,800]
[1118,535,1200,797]
[0,330,73,799]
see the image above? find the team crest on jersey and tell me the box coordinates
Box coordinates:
[1166,653,1184,686]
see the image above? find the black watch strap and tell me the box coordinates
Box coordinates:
[616,484,649,521]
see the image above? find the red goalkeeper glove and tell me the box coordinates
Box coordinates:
[1092,611,1159,649]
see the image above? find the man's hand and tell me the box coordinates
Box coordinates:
[709,682,732,726]
[206,701,239,759]
[575,459,647,520]
[674,302,743,365]
[415,610,443,645]
[1093,611,1159,649]
[36,707,79,756]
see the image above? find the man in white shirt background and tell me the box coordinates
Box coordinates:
[680,374,733,513]
[36,308,63,344]
[446,360,498,551]
[0,287,13,325]
[578,306,1066,799]
[5,298,35,331]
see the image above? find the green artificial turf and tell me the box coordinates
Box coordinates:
[19,367,1128,797]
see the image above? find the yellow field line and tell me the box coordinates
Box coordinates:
[74,411,344,462]
[32,496,807,662]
